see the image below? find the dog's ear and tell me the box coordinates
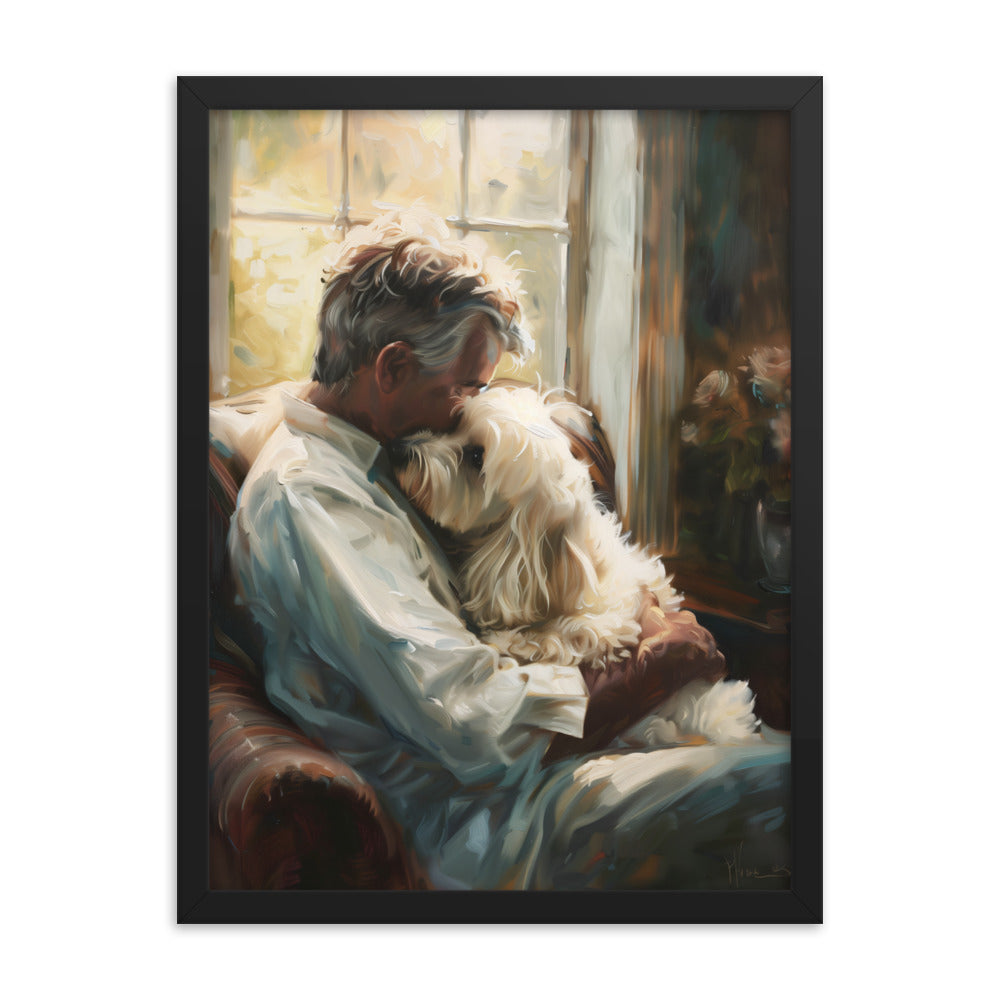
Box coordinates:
[460,504,600,629]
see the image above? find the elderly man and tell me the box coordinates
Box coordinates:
[226,211,790,890]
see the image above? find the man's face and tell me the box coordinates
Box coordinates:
[390,323,500,439]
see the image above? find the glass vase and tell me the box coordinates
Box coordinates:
[756,498,791,594]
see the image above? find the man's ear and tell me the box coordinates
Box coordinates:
[374,341,417,393]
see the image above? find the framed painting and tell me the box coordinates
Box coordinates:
[178,76,822,923]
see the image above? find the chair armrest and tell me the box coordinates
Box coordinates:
[209,660,426,890]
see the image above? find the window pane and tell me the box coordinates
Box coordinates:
[349,110,462,220]
[468,111,570,223]
[463,228,568,387]
[232,110,343,217]
[227,219,339,396]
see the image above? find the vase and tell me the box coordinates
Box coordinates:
[756,498,791,594]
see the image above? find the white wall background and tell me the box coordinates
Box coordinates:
[3,2,997,996]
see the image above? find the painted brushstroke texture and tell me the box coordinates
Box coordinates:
[630,110,695,554]
[208,110,795,888]
[349,110,463,220]
[673,112,792,582]
[572,110,641,516]
[393,385,683,668]
[232,109,344,218]
[210,109,572,399]
[208,111,232,398]
[468,110,570,223]
[217,384,790,889]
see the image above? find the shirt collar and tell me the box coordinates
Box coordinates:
[280,389,386,473]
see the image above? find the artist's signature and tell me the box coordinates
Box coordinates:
[724,842,791,888]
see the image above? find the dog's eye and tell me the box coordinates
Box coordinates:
[462,445,484,471]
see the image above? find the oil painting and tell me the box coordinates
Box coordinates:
[181,77,821,922]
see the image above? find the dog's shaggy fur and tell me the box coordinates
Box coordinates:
[395,385,685,670]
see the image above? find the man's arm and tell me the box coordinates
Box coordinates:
[230,465,590,785]
[543,603,727,764]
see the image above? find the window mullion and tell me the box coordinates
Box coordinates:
[210,111,233,398]
[564,109,590,396]
[458,109,470,232]
[339,111,351,233]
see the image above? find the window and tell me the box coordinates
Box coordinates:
[207,106,794,622]
[210,108,759,564]
[209,109,576,400]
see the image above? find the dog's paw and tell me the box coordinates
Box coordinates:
[640,716,684,746]
[674,679,760,744]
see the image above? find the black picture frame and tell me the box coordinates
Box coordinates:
[178,76,822,924]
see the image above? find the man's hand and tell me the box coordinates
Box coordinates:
[543,603,727,764]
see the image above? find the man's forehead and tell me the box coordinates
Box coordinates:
[458,326,501,370]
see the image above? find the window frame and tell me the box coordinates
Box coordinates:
[212,108,583,394]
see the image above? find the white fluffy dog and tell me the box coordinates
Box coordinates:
[395,384,685,670]
[396,385,762,745]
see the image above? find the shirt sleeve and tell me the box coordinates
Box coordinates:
[230,462,589,785]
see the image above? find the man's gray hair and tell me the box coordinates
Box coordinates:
[313,211,533,391]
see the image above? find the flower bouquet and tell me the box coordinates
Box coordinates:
[678,345,791,588]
